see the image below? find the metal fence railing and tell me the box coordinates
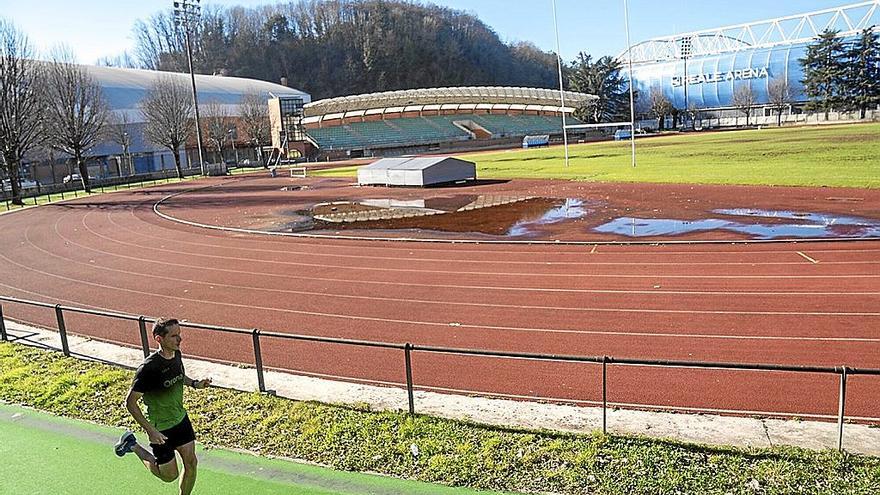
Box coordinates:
[0,168,203,211]
[1,294,878,452]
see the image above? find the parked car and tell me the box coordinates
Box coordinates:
[1,178,39,191]
[62,174,93,184]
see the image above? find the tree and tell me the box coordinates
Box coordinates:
[800,29,846,119]
[842,27,880,119]
[141,75,194,179]
[648,87,673,131]
[239,91,270,167]
[0,20,45,205]
[767,77,794,126]
[732,84,757,127]
[105,112,135,176]
[201,100,232,163]
[568,53,632,123]
[42,47,110,193]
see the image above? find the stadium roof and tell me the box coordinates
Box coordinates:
[304,86,595,117]
[78,65,310,120]
[618,0,880,64]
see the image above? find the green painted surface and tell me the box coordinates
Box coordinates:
[0,403,507,495]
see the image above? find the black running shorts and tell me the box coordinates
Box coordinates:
[150,414,196,465]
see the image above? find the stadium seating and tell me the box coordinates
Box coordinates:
[306,114,582,151]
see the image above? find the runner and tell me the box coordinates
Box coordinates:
[114,318,211,495]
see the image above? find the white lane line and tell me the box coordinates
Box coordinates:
[116,209,880,267]
[31,226,880,328]
[63,212,880,296]
[798,251,820,264]
[81,212,880,279]
[7,240,880,345]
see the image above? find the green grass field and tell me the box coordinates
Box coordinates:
[312,123,880,188]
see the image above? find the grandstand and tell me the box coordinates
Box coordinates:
[297,87,593,158]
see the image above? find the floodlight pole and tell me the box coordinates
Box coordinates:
[551,0,570,168]
[175,0,207,176]
[623,0,637,168]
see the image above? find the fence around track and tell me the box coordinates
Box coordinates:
[1,294,878,452]
[0,167,204,211]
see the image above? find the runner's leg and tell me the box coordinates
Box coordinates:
[132,443,179,482]
[176,441,198,495]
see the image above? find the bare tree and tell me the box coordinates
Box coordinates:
[105,112,135,176]
[648,87,674,131]
[202,100,232,163]
[141,75,194,179]
[0,20,45,205]
[732,84,757,127]
[43,47,110,192]
[767,77,794,127]
[239,91,270,167]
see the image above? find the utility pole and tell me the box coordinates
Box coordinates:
[173,0,207,176]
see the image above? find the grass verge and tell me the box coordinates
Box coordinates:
[311,123,880,188]
[1,342,878,494]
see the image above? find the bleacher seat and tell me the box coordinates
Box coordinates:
[305,114,582,151]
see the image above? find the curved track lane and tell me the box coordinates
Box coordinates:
[1,178,879,421]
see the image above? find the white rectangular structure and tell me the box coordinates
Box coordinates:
[357,156,476,187]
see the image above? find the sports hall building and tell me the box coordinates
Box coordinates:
[622,1,880,127]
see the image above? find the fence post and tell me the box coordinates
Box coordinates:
[54,305,70,357]
[138,316,150,357]
[602,355,608,435]
[0,303,8,341]
[404,343,415,415]
[251,329,266,393]
[837,366,848,452]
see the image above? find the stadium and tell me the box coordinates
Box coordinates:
[621,1,880,127]
[295,87,593,159]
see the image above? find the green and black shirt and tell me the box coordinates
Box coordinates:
[131,350,187,431]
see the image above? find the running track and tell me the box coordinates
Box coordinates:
[1,178,879,422]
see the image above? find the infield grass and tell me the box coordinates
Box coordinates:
[312,123,880,188]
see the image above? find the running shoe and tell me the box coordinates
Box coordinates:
[114,430,137,457]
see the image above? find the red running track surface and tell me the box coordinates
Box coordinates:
[1,176,878,422]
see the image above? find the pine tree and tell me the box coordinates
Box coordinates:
[800,29,847,119]
[842,28,880,119]
[568,53,631,123]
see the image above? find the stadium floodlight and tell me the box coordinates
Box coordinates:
[173,0,207,176]
[551,0,570,168]
[623,0,636,167]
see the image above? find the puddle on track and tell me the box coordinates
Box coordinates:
[594,209,880,239]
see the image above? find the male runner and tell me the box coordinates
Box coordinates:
[114,318,211,495]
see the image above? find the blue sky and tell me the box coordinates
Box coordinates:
[0,0,861,64]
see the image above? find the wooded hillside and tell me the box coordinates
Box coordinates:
[130,0,559,100]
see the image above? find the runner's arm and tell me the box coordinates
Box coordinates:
[184,375,212,389]
[124,388,166,444]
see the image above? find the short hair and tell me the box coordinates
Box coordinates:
[152,318,180,337]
